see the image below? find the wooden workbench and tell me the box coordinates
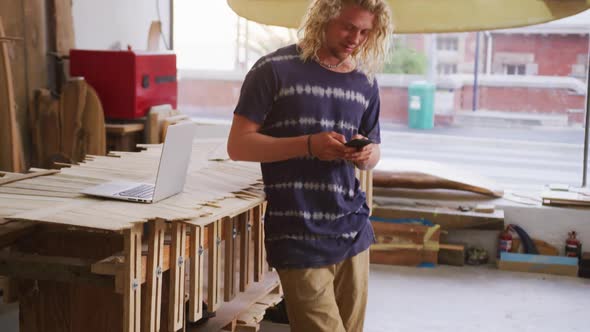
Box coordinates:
[0,138,280,332]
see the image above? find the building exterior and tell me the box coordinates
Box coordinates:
[178,12,590,127]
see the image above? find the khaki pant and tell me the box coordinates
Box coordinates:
[276,249,369,332]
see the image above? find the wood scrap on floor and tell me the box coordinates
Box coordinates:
[374,158,503,198]
[371,205,504,231]
[497,252,578,277]
[370,219,441,267]
[438,243,465,266]
[541,188,590,207]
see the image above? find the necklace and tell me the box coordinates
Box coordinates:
[314,51,350,69]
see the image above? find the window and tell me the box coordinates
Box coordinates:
[504,64,526,75]
[436,36,458,51]
[437,63,458,75]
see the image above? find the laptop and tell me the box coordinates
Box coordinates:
[81,121,197,203]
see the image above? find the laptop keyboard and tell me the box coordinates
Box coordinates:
[117,184,154,199]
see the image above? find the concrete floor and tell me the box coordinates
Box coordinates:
[259,264,590,332]
[1,264,588,331]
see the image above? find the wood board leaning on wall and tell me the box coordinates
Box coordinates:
[30,79,106,169]
[0,16,25,173]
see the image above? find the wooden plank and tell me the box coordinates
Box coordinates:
[224,216,237,302]
[190,271,280,332]
[168,221,187,332]
[370,221,441,266]
[189,225,205,322]
[105,123,145,135]
[92,238,192,292]
[252,205,263,282]
[143,219,166,332]
[147,21,162,51]
[239,211,251,292]
[208,219,222,312]
[123,224,142,332]
[48,0,75,55]
[0,16,25,173]
[30,89,61,168]
[0,250,113,286]
[438,243,465,266]
[222,319,237,332]
[372,205,504,230]
[0,169,60,186]
[23,0,48,106]
[0,37,23,42]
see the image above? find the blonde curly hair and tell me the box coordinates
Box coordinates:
[298,0,393,82]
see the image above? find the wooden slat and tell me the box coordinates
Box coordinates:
[208,219,222,312]
[123,224,142,332]
[224,216,237,302]
[239,211,251,292]
[168,221,187,332]
[252,205,263,282]
[143,219,166,332]
[189,225,204,322]
[0,169,60,186]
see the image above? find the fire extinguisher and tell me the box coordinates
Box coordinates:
[565,231,582,258]
[498,226,513,257]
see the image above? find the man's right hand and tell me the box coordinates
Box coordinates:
[309,131,355,161]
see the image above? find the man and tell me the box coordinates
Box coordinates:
[227,0,392,330]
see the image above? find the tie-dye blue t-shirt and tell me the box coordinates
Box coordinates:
[234,44,380,269]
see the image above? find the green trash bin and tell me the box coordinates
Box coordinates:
[407,81,435,129]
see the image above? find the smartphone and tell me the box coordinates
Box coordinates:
[344,138,373,148]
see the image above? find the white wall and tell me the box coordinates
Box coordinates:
[72,0,171,51]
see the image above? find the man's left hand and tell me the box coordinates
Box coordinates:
[344,134,376,170]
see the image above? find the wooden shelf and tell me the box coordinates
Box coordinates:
[191,271,280,332]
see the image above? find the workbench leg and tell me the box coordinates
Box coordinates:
[168,221,187,332]
[208,219,222,312]
[366,169,373,213]
[239,211,252,292]
[124,224,142,332]
[253,205,264,282]
[143,219,166,332]
[188,225,204,322]
[224,216,237,302]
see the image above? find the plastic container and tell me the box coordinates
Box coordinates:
[407,81,435,129]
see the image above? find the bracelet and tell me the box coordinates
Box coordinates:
[307,134,313,157]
